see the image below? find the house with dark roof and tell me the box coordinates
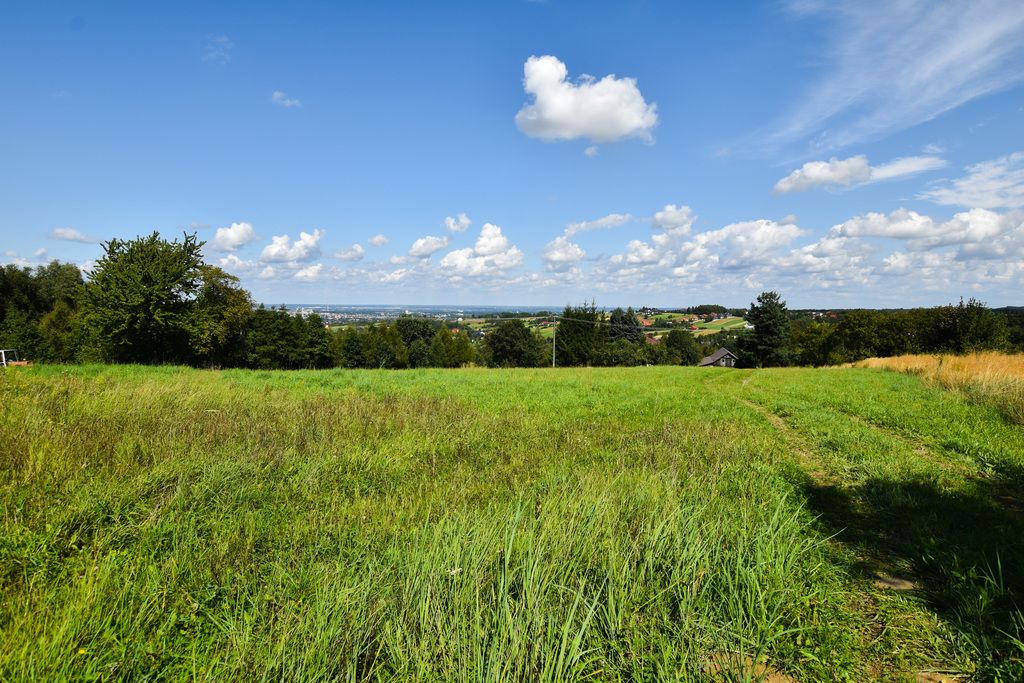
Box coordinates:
[698,347,738,367]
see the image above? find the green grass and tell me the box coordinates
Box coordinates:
[693,317,747,336]
[2,365,1023,681]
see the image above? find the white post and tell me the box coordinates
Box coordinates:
[551,320,556,368]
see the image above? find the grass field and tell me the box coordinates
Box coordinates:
[2,364,1024,681]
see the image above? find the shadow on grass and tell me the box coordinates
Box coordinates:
[803,464,1024,677]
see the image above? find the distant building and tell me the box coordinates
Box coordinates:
[698,348,738,367]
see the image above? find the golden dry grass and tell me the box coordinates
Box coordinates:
[852,352,1024,424]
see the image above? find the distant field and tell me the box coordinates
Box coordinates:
[2,365,1023,680]
[692,316,747,336]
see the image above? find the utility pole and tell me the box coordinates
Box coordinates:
[552,317,557,368]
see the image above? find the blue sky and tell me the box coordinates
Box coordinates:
[2,0,1023,308]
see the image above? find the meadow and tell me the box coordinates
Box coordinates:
[2,364,1023,681]
[853,353,1024,426]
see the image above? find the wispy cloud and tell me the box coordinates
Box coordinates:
[920,152,1024,209]
[271,90,302,108]
[764,0,1024,152]
[202,35,234,64]
[773,154,947,193]
[444,213,471,233]
[49,227,97,243]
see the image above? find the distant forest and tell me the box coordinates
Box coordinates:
[0,232,1017,370]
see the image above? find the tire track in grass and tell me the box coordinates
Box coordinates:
[727,378,964,680]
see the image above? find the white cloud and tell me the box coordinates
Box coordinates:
[542,235,586,271]
[335,243,365,261]
[540,212,633,271]
[258,266,276,279]
[271,90,302,108]
[871,156,948,181]
[213,221,258,251]
[773,155,946,193]
[294,264,323,281]
[766,0,1024,151]
[681,219,806,268]
[218,254,257,271]
[440,224,523,276]
[584,146,599,158]
[910,208,1022,255]
[622,239,659,264]
[515,55,658,143]
[259,229,323,262]
[367,234,389,247]
[919,152,1024,209]
[202,35,234,64]
[652,204,695,237]
[831,208,937,240]
[565,213,632,237]
[474,223,511,256]
[49,227,96,243]
[34,248,47,259]
[408,235,449,258]
[829,206,1024,257]
[444,213,471,233]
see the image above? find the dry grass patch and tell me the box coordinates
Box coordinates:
[852,352,1024,424]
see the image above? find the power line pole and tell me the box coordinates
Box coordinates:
[551,319,556,368]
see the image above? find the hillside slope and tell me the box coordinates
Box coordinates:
[2,365,1022,681]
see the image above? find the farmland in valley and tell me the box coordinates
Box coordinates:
[2,364,1023,680]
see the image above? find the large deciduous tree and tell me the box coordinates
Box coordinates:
[664,329,701,365]
[81,232,204,364]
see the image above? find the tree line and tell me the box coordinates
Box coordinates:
[1,232,1016,370]
[0,232,700,369]
[723,291,1015,368]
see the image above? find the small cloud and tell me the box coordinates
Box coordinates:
[213,221,259,252]
[335,243,365,261]
[515,55,658,144]
[294,263,323,282]
[202,35,234,64]
[584,145,599,158]
[922,143,945,154]
[188,221,210,230]
[367,234,389,247]
[564,213,632,237]
[440,224,523,276]
[260,229,323,262]
[445,213,471,233]
[408,235,449,259]
[271,90,302,108]
[49,227,96,243]
[34,248,48,258]
[542,235,586,271]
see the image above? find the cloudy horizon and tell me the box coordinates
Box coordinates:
[3,1,1023,308]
